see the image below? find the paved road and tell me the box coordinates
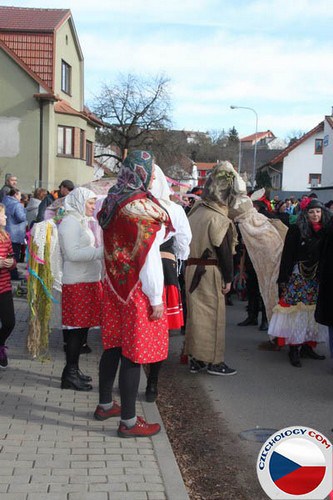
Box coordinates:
[172,297,332,494]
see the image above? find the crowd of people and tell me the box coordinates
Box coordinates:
[0,155,332,439]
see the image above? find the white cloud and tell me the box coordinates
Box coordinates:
[82,28,333,103]
[3,0,333,137]
[6,0,333,26]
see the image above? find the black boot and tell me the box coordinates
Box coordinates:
[300,344,326,360]
[77,368,92,382]
[145,378,158,403]
[63,330,69,353]
[145,361,162,402]
[288,346,301,367]
[259,320,268,331]
[61,366,93,391]
[259,304,268,331]
[238,316,258,326]
[226,293,233,306]
[80,329,92,354]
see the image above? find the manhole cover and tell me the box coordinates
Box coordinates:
[239,428,278,443]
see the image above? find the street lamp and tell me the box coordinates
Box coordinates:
[230,105,258,188]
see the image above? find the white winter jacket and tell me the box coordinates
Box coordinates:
[58,213,103,285]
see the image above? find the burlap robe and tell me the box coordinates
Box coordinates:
[184,201,232,364]
[231,199,286,321]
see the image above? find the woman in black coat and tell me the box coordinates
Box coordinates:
[315,218,333,357]
[268,198,331,367]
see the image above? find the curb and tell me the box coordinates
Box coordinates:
[140,372,189,500]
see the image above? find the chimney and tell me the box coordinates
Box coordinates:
[331,106,333,116]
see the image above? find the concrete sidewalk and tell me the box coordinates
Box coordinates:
[0,296,189,500]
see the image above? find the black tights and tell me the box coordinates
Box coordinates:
[64,328,88,367]
[0,291,15,345]
[147,361,163,382]
[99,347,141,420]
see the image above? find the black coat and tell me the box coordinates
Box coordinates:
[315,221,333,326]
[35,192,57,222]
[278,224,324,284]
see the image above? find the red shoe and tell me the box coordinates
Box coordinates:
[117,416,161,438]
[94,402,121,420]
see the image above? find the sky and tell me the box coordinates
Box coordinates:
[2,0,333,140]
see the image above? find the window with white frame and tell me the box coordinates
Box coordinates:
[57,126,73,156]
[308,173,321,187]
[61,60,71,95]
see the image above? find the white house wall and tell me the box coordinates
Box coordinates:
[321,121,333,186]
[282,131,323,191]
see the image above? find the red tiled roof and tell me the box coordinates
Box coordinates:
[0,7,72,90]
[0,32,54,88]
[270,122,324,165]
[241,130,274,142]
[0,38,53,92]
[55,100,103,127]
[55,100,82,117]
[83,106,104,127]
[0,7,70,32]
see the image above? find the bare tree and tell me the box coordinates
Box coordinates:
[148,129,189,171]
[92,74,172,161]
[285,129,305,146]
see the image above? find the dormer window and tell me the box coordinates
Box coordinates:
[61,60,71,95]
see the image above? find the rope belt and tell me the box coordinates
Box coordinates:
[187,258,218,266]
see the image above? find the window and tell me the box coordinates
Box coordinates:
[58,126,73,156]
[308,173,321,187]
[314,139,323,154]
[61,60,71,95]
[86,141,93,166]
[80,130,85,159]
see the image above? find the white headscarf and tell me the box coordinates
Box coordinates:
[150,164,172,207]
[64,187,97,221]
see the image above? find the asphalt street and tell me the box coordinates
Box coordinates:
[169,297,332,492]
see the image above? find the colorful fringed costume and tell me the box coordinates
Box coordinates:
[27,220,62,358]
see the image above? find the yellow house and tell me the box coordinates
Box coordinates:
[0,6,102,193]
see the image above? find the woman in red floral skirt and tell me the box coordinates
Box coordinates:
[144,165,192,402]
[58,187,104,390]
[95,150,173,438]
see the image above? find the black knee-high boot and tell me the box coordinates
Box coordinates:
[62,330,69,352]
[288,345,301,368]
[259,302,268,331]
[61,329,92,391]
[80,329,92,354]
[145,361,163,403]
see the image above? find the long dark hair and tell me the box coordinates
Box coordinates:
[296,206,332,239]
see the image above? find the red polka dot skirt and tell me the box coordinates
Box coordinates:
[101,280,169,364]
[62,281,102,328]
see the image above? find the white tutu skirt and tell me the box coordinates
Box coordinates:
[268,303,328,345]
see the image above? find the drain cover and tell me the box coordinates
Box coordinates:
[239,428,278,443]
